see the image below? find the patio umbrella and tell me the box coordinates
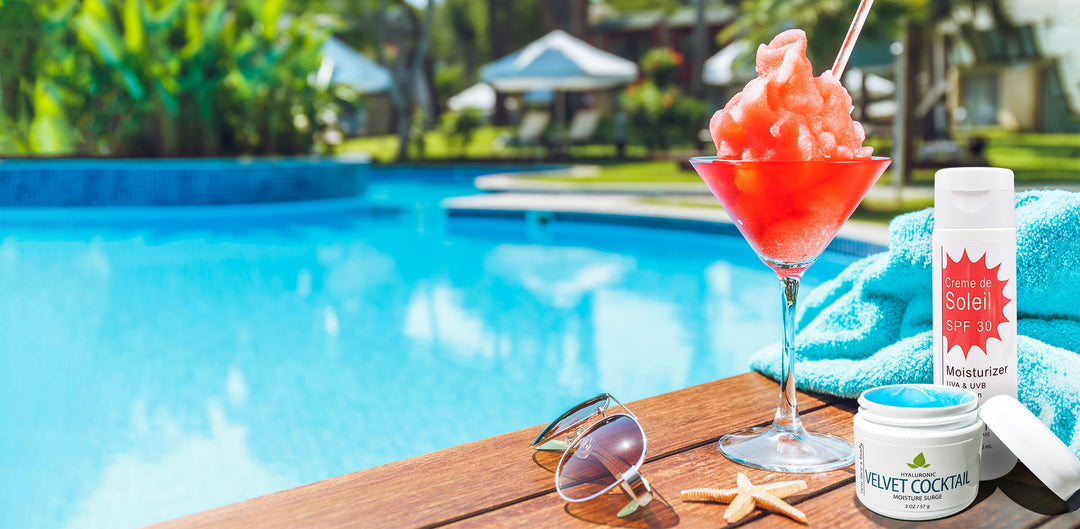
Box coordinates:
[447,84,555,114]
[702,40,755,86]
[843,68,896,99]
[320,37,393,94]
[479,29,638,92]
[448,83,496,113]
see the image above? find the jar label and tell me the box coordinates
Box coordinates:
[856,436,980,517]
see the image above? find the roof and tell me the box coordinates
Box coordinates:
[480,29,639,92]
[591,5,734,32]
[320,37,393,94]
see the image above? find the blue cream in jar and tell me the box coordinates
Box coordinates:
[854,384,983,520]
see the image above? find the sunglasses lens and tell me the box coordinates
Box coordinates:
[556,415,645,501]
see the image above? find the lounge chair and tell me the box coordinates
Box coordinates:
[548,108,602,158]
[556,108,601,147]
[518,110,551,143]
[495,110,550,160]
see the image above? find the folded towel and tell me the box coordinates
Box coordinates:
[750,190,1080,457]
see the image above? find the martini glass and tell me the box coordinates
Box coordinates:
[690,156,891,472]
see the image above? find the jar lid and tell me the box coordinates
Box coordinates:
[979,395,1080,507]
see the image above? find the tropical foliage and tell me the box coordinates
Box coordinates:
[640,46,684,89]
[622,46,706,151]
[438,108,484,154]
[0,0,339,157]
[721,0,1013,71]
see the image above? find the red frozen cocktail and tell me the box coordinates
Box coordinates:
[690,29,891,472]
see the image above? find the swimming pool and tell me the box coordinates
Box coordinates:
[1,168,875,528]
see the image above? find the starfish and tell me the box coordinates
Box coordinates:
[680,472,809,524]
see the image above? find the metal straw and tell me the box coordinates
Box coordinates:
[831,0,875,80]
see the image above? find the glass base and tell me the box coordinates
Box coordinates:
[719,425,855,473]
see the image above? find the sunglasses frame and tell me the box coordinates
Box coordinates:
[533,393,654,518]
[532,393,631,451]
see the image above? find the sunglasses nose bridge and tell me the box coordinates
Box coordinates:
[563,405,606,447]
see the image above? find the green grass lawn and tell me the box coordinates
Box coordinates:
[338,127,513,163]
[337,126,646,162]
[343,127,1080,183]
[906,130,1080,184]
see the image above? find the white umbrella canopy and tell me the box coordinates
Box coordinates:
[703,39,755,86]
[480,29,639,92]
[843,68,896,99]
[448,83,496,112]
[320,37,393,94]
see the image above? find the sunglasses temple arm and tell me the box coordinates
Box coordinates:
[607,394,635,420]
[617,470,653,517]
[533,438,570,451]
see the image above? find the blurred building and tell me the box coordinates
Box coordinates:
[952,0,1079,131]
[589,3,735,86]
[320,37,395,137]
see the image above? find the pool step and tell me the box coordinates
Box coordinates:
[441,192,890,254]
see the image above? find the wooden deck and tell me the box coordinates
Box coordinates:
[147,372,1079,528]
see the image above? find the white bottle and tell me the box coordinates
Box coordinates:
[932,167,1017,481]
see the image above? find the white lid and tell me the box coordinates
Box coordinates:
[934,167,1015,229]
[979,395,1080,506]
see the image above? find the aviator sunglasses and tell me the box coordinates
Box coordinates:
[532,393,654,517]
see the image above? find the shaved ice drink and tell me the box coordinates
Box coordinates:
[708,29,872,161]
[687,27,891,473]
[696,29,884,268]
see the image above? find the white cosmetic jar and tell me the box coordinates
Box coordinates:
[854,384,983,520]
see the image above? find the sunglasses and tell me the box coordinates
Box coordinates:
[532,393,654,518]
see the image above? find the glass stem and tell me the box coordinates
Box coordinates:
[773,274,806,434]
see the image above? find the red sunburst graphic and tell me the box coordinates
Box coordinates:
[941,249,1012,358]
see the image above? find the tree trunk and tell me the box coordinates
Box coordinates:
[423,54,440,120]
[906,22,926,145]
[488,0,512,126]
[395,108,411,161]
[538,0,588,36]
[691,0,706,98]
[891,19,918,189]
[369,0,436,162]
[571,0,588,38]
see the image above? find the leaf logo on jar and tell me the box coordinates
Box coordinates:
[907,452,931,469]
[941,250,1011,358]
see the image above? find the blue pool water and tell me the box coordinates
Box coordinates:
[1,170,868,528]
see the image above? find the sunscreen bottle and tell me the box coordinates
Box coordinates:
[932,167,1017,480]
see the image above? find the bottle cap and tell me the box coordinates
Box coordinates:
[979,395,1080,508]
[934,167,1015,229]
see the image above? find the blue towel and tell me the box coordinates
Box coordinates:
[750,190,1080,457]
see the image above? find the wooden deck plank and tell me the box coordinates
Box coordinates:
[445,407,857,528]
[144,372,1079,528]
[1036,511,1080,529]
[147,373,838,529]
[754,468,1080,529]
